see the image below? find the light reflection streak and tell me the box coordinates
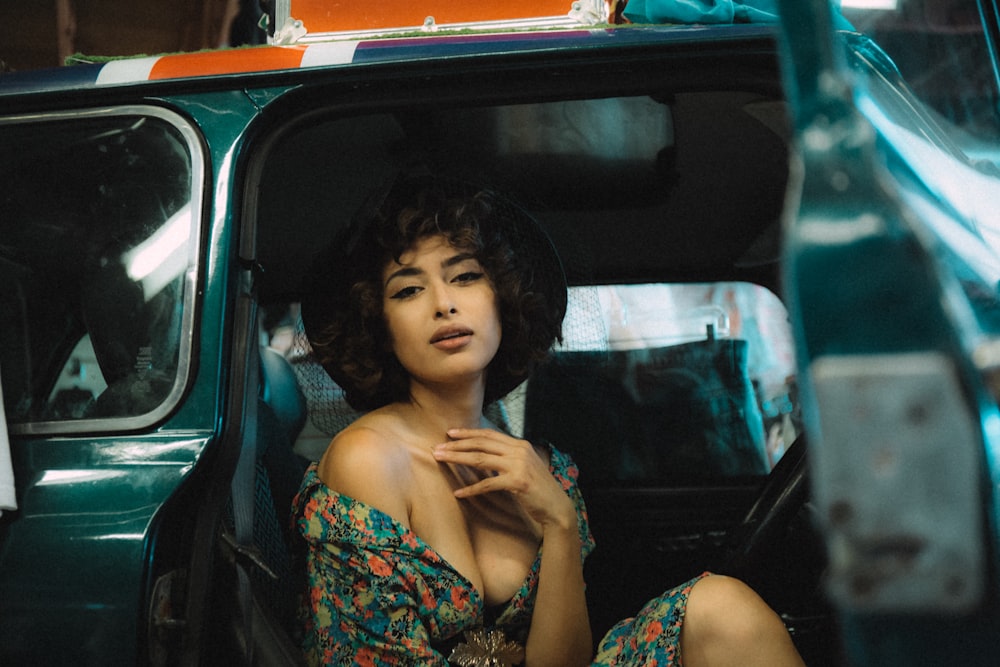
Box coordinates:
[36,469,129,486]
[123,204,192,300]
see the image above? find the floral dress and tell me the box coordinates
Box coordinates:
[293,445,707,666]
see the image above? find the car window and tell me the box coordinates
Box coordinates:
[0,108,202,432]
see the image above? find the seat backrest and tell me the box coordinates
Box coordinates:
[259,346,310,523]
[223,345,309,636]
[261,346,309,441]
[524,338,770,483]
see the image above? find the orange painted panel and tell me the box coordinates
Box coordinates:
[149,46,307,80]
[291,0,584,32]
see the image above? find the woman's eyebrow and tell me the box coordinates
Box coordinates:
[443,252,477,268]
[384,266,421,287]
[385,252,478,287]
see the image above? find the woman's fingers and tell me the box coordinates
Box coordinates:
[435,428,576,528]
[431,444,501,473]
[434,431,542,495]
[432,429,540,489]
[433,429,532,467]
[440,428,519,453]
[449,474,520,498]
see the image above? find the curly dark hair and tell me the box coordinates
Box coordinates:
[302,177,566,412]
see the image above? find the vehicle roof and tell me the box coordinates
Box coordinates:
[0,24,780,99]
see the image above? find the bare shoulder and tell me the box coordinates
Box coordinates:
[317,420,412,527]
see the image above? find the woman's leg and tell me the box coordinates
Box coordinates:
[679,575,805,667]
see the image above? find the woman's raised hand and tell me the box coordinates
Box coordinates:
[432,428,576,531]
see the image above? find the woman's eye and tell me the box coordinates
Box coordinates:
[389,285,421,300]
[454,271,484,284]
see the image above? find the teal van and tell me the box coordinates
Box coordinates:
[2,1,1000,664]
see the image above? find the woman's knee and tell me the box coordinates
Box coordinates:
[681,575,804,667]
[683,574,787,646]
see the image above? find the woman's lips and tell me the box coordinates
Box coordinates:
[430,326,473,350]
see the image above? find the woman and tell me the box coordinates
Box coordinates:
[293,175,805,666]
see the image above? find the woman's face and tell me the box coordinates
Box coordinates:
[381,234,502,392]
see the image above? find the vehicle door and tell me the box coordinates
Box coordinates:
[777,0,1000,664]
[0,88,270,665]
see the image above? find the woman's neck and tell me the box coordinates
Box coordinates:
[405,378,486,435]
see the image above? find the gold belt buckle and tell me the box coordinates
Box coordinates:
[448,627,525,667]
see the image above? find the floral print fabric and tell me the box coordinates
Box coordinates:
[293,444,705,666]
[593,573,709,666]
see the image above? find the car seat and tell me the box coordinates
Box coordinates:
[524,336,770,482]
[236,344,310,637]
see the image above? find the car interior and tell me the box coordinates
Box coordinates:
[242,80,841,663]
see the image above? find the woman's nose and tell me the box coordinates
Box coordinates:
[435,305,458,318]
[433,284,457,318]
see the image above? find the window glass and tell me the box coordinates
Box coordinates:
[0,109,200,430]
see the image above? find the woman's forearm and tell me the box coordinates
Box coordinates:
[524,521,592,667]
